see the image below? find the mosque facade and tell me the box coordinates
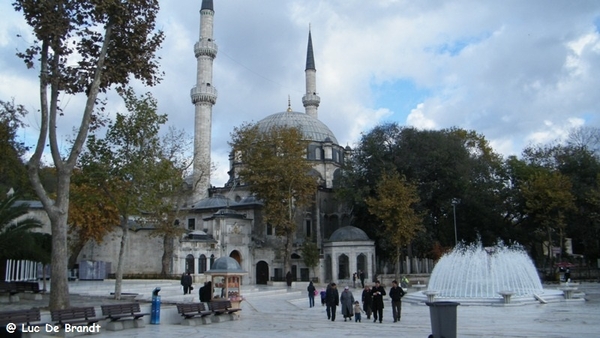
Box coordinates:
[76,0,376,286]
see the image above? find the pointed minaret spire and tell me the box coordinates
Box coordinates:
[191,0,218,201]
[287,95,293,112]
[302,26,320,119]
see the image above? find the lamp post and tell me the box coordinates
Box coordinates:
[452,198,460,246]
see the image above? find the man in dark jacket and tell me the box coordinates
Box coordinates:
[325,283,340,321]
[389,280,406,322]
[307,281,316,308]
[180,272,193,295]
[371,280,386,323]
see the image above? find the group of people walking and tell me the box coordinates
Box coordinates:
[311,279,406,323]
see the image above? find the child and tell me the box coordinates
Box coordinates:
[320,288,327,306]
[353,300,364,322]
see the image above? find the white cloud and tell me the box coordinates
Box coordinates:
[1,0,599,187]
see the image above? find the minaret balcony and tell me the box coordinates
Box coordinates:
[194,40,218,58]
[191,84,218,104]
[302,93,321,106]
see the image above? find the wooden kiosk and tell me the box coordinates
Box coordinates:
[205,257,247,309]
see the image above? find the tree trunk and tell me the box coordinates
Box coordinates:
[395,247,401,283]
[114,218,129,300]
[283,230,294,277]
[161,234,174,276]
[48,207,70,310]
[547,225,553,275]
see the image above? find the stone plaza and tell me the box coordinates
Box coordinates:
[4,279,599,337]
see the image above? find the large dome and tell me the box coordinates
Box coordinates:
[257,111,338,144]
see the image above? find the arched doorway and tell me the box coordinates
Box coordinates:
[185,254,195,274]
[229,250,241,264]
[338,254,349,280]
[256,261,269,284]
[357,253,367,278]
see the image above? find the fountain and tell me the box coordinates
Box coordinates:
[404,241,571,305]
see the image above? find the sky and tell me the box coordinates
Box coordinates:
[1,0,599,187]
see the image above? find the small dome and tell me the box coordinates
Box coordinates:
[328,226,370,242]
[210,257,245,273]
[257,111,338,143]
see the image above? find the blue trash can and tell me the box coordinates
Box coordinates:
[151,287,161,324]
[426,301,460,338]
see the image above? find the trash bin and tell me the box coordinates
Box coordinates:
[151,287,161,324]
[426,301,460,338]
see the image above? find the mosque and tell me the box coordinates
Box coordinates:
[19,0,377,286]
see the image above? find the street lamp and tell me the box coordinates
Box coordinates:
[451,198,460,246]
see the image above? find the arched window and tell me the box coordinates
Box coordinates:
[198,254,207,273]
[315,147,321,160]
[210,254,215,269]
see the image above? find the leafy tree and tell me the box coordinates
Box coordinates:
[521,142,600,264]
[0,99,30,197]
[142,127,194,277]
[67,171,119,269]
[229,123,316,274]
[586,174,600,261]
[12,0,164,310]
[366,171,423,281]
[0,194,46,261]
[79,88,170,299]
[339,123,508,263]
[301,238,320,280]
[522,171,576,270]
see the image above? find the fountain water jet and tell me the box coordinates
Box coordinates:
[404,240,570,305]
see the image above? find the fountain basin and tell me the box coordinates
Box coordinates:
[403,241,583,306]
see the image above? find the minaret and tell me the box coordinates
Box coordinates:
[302,28,320,119]
[191,0,217,201]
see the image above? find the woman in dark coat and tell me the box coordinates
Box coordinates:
[340,286,355,321]
[362,284,373,319]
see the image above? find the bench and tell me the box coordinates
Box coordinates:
[50,306,99,327]
[0,308,41,326]
[0,282,18,295]
[15,282,42,293]
[101,303,149,321]
[176,302,213,319]
[209,300,241,315]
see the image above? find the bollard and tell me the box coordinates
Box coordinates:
[151,287,161,324]
[426,301,460,338]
